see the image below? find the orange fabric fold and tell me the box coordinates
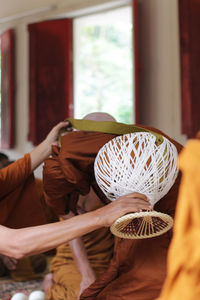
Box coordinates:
[43,131,116,215]
[157,137,200,300]
[0,154,47,228]
[47,227,114,300]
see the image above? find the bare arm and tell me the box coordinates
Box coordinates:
[0,210,100,259]
[30,121,69,171]
[70,238,96,283]
[0,193,151,259]
[62,212,96,295]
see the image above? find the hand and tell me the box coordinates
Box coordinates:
[41,273,53,294]
[44,121,71,147]
[0,254,18,270]
[30,121,72,171]
[95,192,152,227]
[78,272,96,299]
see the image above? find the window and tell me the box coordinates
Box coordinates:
[74,6,134,123]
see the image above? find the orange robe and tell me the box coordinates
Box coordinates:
[0,154,58,281]
[43,131,116,215]
[156,137,200,300]
[0,153,47,228]
[47,226,114,300]
[43,126,183,300]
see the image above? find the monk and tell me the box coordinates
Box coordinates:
[43,113,118,299]
[0,152,55,279]
[156,133,200,300]
[43,116,183,300]
[0,121,145,264]
[0,136,59,279]
[44,187,116,300]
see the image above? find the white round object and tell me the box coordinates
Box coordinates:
[11,293,28,300]
[28,291,45,300]
[94,132,179,206]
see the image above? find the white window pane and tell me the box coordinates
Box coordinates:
[74,6,134,124]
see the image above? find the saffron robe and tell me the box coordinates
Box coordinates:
[43,125,183,300]
[0,154,55,281]
[156,137,200,300]
[47,225,114,300]
[0,154,47,228]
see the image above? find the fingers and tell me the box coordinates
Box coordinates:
[119,201,152,213]
[61,127,73,135]
[119,193,152,209]
[52,121,72,137]
[8,258,17,270]
[112,194,153,217]
[3,256,17,270]
[124,200,153,212]
[130,198,152,211]
[98,193,154,227]
[58,121,73,133]
[55,121,73,140]
[45,121,73,148]
[55,121,70,131]
[41,273,53,294]
[125,192,149,202]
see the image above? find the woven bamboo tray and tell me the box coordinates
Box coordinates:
[110,211,173,239]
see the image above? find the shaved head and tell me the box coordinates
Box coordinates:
[83,112,116,122]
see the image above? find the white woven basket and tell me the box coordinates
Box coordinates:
[94,132,179,239]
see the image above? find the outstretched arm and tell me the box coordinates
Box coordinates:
[0,193,151,259]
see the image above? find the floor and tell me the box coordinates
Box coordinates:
[0,278,42,299]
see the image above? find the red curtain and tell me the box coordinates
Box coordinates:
[0,29,15,149]
[179,0,200,138]
[28,19,73,145]
[132,0,139,123]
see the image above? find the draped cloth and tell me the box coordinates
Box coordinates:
[156,136,200,300]
[43,122,181,216]
[43,131,116,215]
[47,226,114,300]
[80,172,182,300]
[0,153,47,228]
[43,122,183,300]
